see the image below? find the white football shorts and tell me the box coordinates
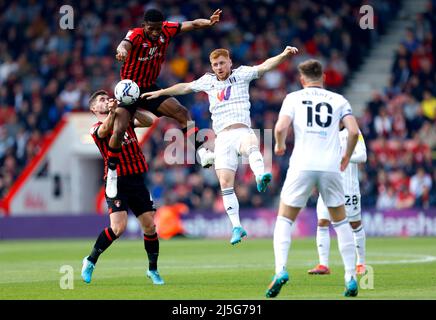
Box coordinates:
[214,126,254,171]
[280,170,344,208]
[316,194,362,222]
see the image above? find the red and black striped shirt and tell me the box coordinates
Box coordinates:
[90,121,148,179]
[120,21,181,88]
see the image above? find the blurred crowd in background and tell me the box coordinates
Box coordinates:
[0,0,435,212]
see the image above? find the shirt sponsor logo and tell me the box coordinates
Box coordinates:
[217,86,231,102]
[306,130,327,137]
[122,132,137,145]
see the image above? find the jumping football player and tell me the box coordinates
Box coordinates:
[106,8,222,198]
[143,46,298,245]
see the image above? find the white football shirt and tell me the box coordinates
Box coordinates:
[279,87,353,172]
[340,128,367,195]
[189,66,259,133]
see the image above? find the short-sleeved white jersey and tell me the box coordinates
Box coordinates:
[279,87,353,172]
[339,128,366,195]
[189,66,259,134]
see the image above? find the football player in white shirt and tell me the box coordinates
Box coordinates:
[266,59,360,298]
[308,127,367,276]
[142,46,298,245]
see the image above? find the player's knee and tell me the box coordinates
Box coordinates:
[111,222,127,237]
[219,179,234,189]
[318,219,330,227]
[173,104,190,124]
[246,144,259,156]
[139,212,156,233]
[142,223,156,234]
[115,107,128,118]
[350,221,361,229]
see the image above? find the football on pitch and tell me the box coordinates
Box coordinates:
[114,79,140,105]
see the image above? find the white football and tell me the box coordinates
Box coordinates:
[114,79,140,105]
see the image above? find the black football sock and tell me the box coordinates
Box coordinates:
[143,233,159,271]
[88,228,118,264]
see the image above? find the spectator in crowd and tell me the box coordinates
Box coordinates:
[409,167,432,208]
[396,184,416,209]
[376,185,397,210]
[421,90,436,121]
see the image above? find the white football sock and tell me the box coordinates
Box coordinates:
[273,215,294,274]
[221,188,241,228]
[332,218,356,282]
[316,226,330,267]
[352,225,366,265]
[247,146,265,177]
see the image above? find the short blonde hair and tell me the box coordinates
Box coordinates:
[209,48,230,61]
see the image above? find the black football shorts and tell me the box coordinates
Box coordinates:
[105,173,156,217]
[119,84,172,117]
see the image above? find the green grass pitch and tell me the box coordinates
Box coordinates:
[1,237,436,300]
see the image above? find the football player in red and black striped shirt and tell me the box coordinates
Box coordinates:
[106,8,221,198]
[81,90,165,285]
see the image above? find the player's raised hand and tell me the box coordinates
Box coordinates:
[340,154,350,172]
[275,143,286,156]
[116,48,128,62]
[209,9,222,26]
[108,98,118,113]
[283,46,299,56]
[141,91,161,100]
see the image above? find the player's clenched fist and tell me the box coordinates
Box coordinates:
[116,48,128,62]
[108,98,118,113]
[275,143,286,156]
[283,46,299,56]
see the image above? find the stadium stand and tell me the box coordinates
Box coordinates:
[1,0,434,213]
[359,1,436,209]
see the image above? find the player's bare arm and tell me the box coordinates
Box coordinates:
[97,99,118,138]
[274,115,292,156]
[115,40,132,62]
[180,9,222,33]
[340,115,359,171]
[133,110,155,128]
[255,46,298,77]
[141,83,194,100]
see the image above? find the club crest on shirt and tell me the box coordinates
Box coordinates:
[114,200,121,208]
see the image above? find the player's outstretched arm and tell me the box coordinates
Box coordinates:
[141,83,194,100]
[274,115,292,156]
[133,110,156,128]
[341,115,359,171]
[97,99,118,138]
[180,9,222,33]
[255,46,298,77]
[115,40,132,62]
